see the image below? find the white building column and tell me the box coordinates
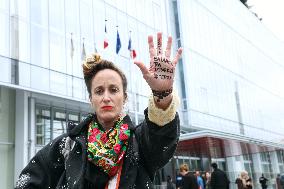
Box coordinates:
[251,153,262,189]
[270,151,280,174]
[28,97,36,159]
[226,156,244,189]
[14,90,29,183]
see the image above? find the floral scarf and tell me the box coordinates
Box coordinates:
[87,116,130,177]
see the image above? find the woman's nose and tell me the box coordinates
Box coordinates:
[102,91,111,102]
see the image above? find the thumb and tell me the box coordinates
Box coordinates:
[134,61,149,75]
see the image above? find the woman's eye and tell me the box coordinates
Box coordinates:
[94,89,103,95]
[110,87,119,93]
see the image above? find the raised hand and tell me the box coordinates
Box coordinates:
[134,32,182,104]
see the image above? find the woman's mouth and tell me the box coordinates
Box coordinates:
[101,106,113,110]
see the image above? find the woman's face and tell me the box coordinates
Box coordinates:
[90,69,125,125]
[206,172,210,178]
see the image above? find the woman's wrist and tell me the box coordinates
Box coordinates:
[152,88,173,110]
[152,87,173,102]
[148,90,179,126]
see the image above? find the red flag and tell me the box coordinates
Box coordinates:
[128,35,137,59]
[104,23,108,49]
[131,49,136,59]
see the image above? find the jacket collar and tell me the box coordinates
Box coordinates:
[67,113,136,137]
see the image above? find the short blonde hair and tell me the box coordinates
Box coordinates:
[179,164,189,172]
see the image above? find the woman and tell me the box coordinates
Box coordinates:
[177,164,199,189]
[205,172,211,189]
[15,32,183,189]
[240,171,253,189]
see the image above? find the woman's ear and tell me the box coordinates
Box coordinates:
[124,93,128,104]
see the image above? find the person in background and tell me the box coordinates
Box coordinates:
[15,32,183,189]
[201,173,207,189]
[196,171,205,189]
[177,164,199,189]
[277,173,284,189]
[240,170,253,189]
[276,174,281,189]
[205,171,211,189]
[210,163,230,189]
[259,173,268,189]
[166,175,175,189]
[235,174,243,189]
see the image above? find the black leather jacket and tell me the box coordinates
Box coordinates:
[15,109,180,189]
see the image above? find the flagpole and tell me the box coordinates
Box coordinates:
[129,31,138,125]
[70,32,74,98]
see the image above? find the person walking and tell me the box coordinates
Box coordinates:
[259,174,268,189]
[210,163,230,189]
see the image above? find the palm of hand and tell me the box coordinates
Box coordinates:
[134,32,183,91]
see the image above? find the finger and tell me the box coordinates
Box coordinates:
[148,35,155,59]
[172,48,183,65]
[165,36,172,58]
[156,32,162,56]
[134,61,150,75]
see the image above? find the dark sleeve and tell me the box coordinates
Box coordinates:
[15,135,67,189]
[210,172,216,189]
[135,108,180,181]
[191,175,199,189]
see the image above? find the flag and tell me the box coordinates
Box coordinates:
[104,23,109,49]
[81,40,86,61]
[70,34,74,60]
[116,30,121,54]
[128,36,137,59]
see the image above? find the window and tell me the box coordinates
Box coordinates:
[36,106,51,145]
[36,105,84,145]
[53,110,66,139]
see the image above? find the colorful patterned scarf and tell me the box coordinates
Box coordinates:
[87,117,130,177]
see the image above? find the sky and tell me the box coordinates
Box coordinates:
[248,0,284,42]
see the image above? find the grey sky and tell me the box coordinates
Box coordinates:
[248,0,284,42]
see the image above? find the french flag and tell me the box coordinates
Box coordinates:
[128,36,136,59]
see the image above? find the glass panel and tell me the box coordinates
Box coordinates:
[50,71,67,95]
[0,12,9,56]
[49,0,64,31]
[0,0,9,12]
[30,66,50,91]
[18,20,30,62]
[68,113,79,122]
[49,32,66,72]
[53,110,66,139]
[0,87,15,189]
[30,0,48,26]
[0,56,11,83]
[18,61,31,87]
[30,24,49,68]
[36,106,51,145]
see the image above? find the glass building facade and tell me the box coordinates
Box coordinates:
[0,0,284,188]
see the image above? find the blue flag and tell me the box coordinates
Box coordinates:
[128,36,131,51]
[116,30,121,54]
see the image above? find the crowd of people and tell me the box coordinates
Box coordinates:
[172,163,229,189]
[166,163,284,189]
